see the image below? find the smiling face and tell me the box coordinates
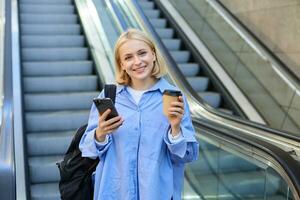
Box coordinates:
[118,39,156,88]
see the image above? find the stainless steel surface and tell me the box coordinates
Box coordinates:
[75,0,115,84]
[12,0,27,199]
[160,0,265,124]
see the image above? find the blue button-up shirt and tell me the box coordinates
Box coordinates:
[79,78,199,200]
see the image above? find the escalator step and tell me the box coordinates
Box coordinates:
[28,155,62,183]
[21,47,89,61]
[149,19,167,28]
[155,28,174,38]
[23,75,98,93]
[139,1,155,9]
[21,24,81,35]
[31,183,60,200]
[170,51,190,63]
[21,35,85,48]
[198,92,221,108]
[187,77,209,92]
[144,9,160,18]
[27,131,74,156]
[20,0,72,5]
[20,14,78,24]
[162,39,181,51]
[19,4,74,14]
[23,61,93,76]
[25,110,90,132]
[178,63,200,77]
[24,91,99,111]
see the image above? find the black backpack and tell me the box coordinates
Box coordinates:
[57,84,117,200]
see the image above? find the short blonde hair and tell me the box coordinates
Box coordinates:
[114,28,167,85]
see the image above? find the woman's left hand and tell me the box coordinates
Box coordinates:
[167,96,184,137]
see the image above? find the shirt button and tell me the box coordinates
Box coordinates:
[134,127,138,131]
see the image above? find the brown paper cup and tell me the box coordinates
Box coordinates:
[163,90,182,117]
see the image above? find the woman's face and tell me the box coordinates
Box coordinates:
[119,39,156,84]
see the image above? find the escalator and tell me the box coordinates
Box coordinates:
[19,0,100,199]
[7,0,300,200]
[135,0,242,116]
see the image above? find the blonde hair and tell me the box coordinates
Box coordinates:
[114,28,167,85]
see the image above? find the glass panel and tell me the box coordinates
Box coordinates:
[168,0,300,135]
[184,136,295,199]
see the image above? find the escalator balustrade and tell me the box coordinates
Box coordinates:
[19,0,100,199]
[137,0,233,114]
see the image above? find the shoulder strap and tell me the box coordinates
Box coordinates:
[104,84,117,104]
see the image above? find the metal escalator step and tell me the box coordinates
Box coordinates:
[24,91,99,111]
[198,92,221,108]
[139,1,155,9]
[31,182,60,200]
[162,39,181,51]
[20,14,78,24]
[20,4,74,14]
[25,110,90,132]
[144,9,160,18]
[178,63,200,76]
[21,24,81,35]
[20,0,72,5]
[23,61,93,76]
[29,155,62,183]
[23,75,98,93]
[149,19,167,28]
[187,77,209,92]
[155,28,174,38]
[170,51,190,63]
[21,35,85,48]
[22,47,89,61]
[27,131,74,156]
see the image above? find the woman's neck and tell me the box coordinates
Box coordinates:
[130,77,157,91]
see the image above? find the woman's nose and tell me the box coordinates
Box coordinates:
[133,55,142,65]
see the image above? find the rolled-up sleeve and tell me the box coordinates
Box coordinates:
[164,95,199,163]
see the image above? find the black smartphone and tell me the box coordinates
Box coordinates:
[93,98,119,120]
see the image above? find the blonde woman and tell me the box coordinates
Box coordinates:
[80,29,198,200]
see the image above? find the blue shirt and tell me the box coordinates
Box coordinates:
[79,78,199,200]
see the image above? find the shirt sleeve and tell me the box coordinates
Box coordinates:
[164,94,199,163]
[79,90,112,159]
[167,129,184,143]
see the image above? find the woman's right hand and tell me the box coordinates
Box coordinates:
[95,109,123,142]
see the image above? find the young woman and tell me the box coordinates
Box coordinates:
[79,29,198,200]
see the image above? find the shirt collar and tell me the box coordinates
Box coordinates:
[116,78,174,94]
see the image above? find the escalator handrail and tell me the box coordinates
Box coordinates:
[211,0,300,92]
[11,0,28,199]
[0,0,15,199]
[109,1,300,198]
[126,0,300,146]
[193,118,300,199]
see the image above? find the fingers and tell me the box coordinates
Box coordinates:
[168,97,184,117]
[99,108,111,121]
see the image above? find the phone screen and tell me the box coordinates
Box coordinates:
[93,98,119,120]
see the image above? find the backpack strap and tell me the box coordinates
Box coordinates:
[104,84,117,104]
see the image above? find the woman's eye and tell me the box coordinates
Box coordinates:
[124,56,132,61]
[139,51,147,56]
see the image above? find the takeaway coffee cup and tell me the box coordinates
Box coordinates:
[163,90,182,117]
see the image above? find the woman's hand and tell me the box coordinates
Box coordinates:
[95,109,123,142]
[167,96,184,137]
